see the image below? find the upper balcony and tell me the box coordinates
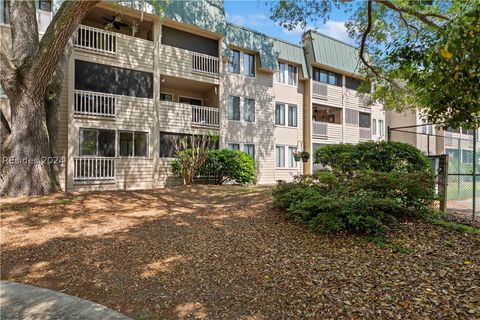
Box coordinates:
[160,25,220,85]
[312,81,343,107]
[158,75,220,130]
[73,6,154,71]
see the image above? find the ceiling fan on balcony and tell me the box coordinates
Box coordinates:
[102,15,128,30]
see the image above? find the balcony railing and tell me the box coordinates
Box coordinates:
[191,105,220,128]
[312,121,328,137]
[75,25,117,55]
[73,157,115,181]
[312,81,328,99]
[359,127,371,140]
[192,52,219,76]
[74,90,116,118]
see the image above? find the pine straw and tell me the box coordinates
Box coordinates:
[1,186,479,319]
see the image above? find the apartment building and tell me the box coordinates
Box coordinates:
[0,0,386,191]
[387,109,479,164]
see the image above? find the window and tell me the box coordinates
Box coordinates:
[243,98,255,122]
[288,65,297,86]
[37,0,52,11]
[275,103,285,125]
[228,143,240,150]
[345,108,359,125]
[372,119,377,135]
[345,76,370,92]
[276,62,297,86]
[276,146,285,167]
[243,144,255,159]
[288,147,297,168]
[179,97,202,106]
[228,96,241,121]
[228,49,240,74]
[243,52,255,77]
[75,60,153,99]
[313,105,342,124]
[80,129,115,157]
[359,112,371,128]
[119,131,148,157]
[160,93,173,102]
[462,150,473,164]
[378,120,384,136]
[277,62,286,83]
[288,105,298,127]
[0,0,9,25]
[159,132,218,158]
[313,67,342,87]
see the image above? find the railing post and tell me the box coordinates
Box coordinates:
[473,129,477,220]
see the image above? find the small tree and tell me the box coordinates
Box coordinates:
[172,133,218,185]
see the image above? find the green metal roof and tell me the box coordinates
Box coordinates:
[161,0,226,34]
[225,23,308,78]
[307,30,361,75]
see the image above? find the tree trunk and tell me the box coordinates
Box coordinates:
[1,93,55,195]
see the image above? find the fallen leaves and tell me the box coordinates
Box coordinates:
[1,186,479,319]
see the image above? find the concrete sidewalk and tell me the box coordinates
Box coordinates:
[0,281,132,320]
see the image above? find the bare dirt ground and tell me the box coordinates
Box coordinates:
[1,186,479,320]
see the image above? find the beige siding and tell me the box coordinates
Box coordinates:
[312,83,343,107]
[160,45,219,85]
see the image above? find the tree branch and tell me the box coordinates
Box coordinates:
[26,0,100,97]
[376,0,444,28]
[0,42,16,96]
[10,0,39,68]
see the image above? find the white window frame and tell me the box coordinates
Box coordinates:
[275,102,298,128]
[243,143,255,160]
[227,49,241,74]
[228,95,255,123]
[276,144,298,169]
[242,52,256,77]
[227,95,241,121]
[228,142,255,160]
[228,143,240,151]
[275,62,298,87]
[378,119,385,137]
[79,128,116,157]
[372,118,377,135]
[160,92,173,102]
[118,130,149,158]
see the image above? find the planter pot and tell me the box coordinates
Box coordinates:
[301,156,309,162]
[294,155,301,162]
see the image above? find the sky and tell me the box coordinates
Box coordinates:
[223,0,355,45]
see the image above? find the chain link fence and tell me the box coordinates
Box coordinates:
[388,124,479,221]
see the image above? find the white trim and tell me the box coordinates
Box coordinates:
[118,130,150,158]
[227,94,256,123]
[275,144,298,169]
[274,102,298,128]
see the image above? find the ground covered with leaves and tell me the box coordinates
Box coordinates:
[1,186,479,319]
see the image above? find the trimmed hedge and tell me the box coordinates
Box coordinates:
[274,141,436,236]
[314,141,432,174]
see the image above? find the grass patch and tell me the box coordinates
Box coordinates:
[431,219,480,235]
[56,198,73,206]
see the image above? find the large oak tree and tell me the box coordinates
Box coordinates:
[0,0,100,195]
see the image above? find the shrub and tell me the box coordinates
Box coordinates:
[314,141,432,174]
[273,169,436,236]
[202,149,256,185]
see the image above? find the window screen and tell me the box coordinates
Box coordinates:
[345,108,359,125]
[228,96,241,121]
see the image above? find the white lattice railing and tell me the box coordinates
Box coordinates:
[359,127,371,140]
[73,157,115,181]
[313,81,328,99]
[191,105,220,128]
[192,52,219,76]
[74,90,116,117]
[312,121,328,136]
[75,25,117,55]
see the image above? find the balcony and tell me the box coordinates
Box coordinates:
[75,25,117,55]
[312,121,327,137]
[312,81,328,99]
[74,90,116,118]
[312,121,342,142]
[192,52,220,76]
[159,101,219,130]
[73,157,115,181]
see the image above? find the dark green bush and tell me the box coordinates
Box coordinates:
[273,169,436,236]
[200,149,256,185]
[314,141,432,174]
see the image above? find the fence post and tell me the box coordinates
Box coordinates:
[473,129,477,220]
[387,126,391,141]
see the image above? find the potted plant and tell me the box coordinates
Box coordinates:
[301,151,310,162]
[293,150,302,162]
